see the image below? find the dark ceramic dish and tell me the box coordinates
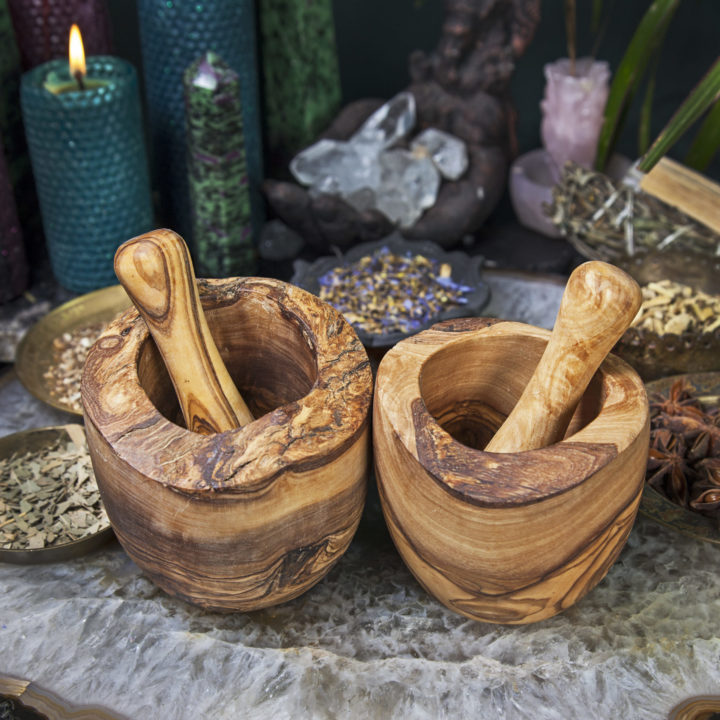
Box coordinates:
[291,234,490,349]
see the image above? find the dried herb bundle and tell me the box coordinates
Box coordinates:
[43,321,107,413]
[549,163,720,262]
[646,380,720,519]
[0,427,109,550]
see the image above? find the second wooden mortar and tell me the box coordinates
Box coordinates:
[374,318,649,625]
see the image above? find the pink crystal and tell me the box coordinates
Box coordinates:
[540,58,610,177]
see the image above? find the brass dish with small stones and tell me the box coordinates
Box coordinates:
[15,284,131,415]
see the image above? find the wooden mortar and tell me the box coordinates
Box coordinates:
[81,276,372,611]
[373,316,649,624]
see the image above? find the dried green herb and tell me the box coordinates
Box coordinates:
[0,428,109,550]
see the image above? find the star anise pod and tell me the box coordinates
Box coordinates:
[695,457,720,485]
[646,430,693,507]
[656,413,720,460]
[649,379,704,421]
[689,484,720,517]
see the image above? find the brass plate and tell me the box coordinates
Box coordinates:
[0,674,127,719]
[668,695,720,720]
[640,372,720,545]
[0,425,114,564]
[15,284,131,415]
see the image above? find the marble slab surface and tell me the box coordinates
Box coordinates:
[2,507,719,719]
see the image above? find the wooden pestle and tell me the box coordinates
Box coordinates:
[484,261,642,454]
[114,229,254,434]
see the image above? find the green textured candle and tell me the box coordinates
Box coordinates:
[184,53,256,278]
[259,0,341,161]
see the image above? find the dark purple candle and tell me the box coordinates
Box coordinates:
[0,134,28,303]
[8,0,112,70]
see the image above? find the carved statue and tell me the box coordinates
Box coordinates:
[264,0,541,250]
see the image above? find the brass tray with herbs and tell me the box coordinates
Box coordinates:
[0,424,113,563]
[15,284,131,415]
[640,372,720,544]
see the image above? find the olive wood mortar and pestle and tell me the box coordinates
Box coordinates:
[374,261,650,624]
[81,229,373,611]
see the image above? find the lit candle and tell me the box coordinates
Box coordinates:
[41,24,109,94]
[20,25,153,293]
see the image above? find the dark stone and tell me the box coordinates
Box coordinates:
[258,220,305,261]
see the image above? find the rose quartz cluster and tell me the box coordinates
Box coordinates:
[540,57,610,177]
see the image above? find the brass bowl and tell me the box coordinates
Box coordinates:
[615,327,720,382]
[639,371,720,545]
[15,285,131,415]
[614,250,720,381]
[0,674,127,719]
[0,425,114,564]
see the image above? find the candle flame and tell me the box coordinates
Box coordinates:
[69,24,86,79]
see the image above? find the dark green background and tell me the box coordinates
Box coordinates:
[107,0,720,177]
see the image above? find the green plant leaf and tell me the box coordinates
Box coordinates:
[684,98,720,171]
[592,0,603,33]
[638,56,720,172]
[594,0,680,171]
[637,52,661,156]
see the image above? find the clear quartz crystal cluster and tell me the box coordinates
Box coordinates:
[290,92,468,228]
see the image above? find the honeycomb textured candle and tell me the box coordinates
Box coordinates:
[7,0,112,69]
[137,0,263,245]
[21,57,153,292]
[184,53,255,278]
[259,0,341,161]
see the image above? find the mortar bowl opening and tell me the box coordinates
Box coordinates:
[418,332,604,451]
[136,295,319,429]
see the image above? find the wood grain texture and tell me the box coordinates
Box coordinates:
[373,318,649,624]
[485,261,641,453]
[114,228,254,433]
[640,157,720,235]
[81,277,372,611]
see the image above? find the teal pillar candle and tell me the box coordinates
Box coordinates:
[21,57,153,292]
[137,0,264,246]
[259,0,341,163]
[184,53,255,278]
